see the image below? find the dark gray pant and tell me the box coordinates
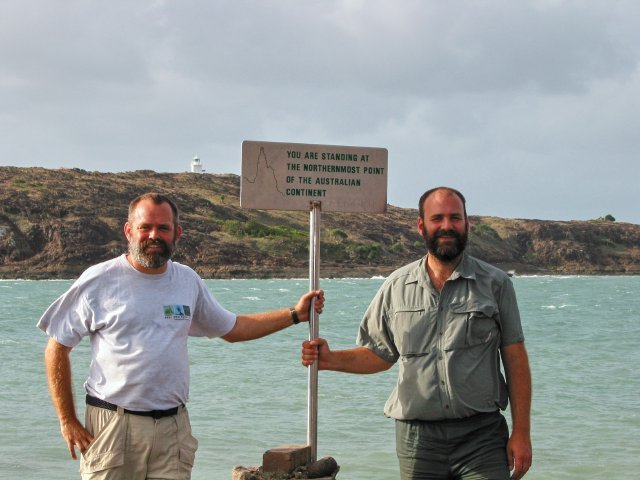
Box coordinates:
[396,412,510,480]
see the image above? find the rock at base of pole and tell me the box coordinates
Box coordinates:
[232,450,339,480]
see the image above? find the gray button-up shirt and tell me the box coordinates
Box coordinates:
[357,254,524,421]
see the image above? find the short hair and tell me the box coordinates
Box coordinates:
[418,187,467,219]
[128,192,180,227]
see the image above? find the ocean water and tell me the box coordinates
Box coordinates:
[1,275,639,480]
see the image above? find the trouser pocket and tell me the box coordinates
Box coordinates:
[176,407,198,470]
[80,405,125,474]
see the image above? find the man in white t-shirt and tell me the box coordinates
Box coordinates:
[38,192,324,480]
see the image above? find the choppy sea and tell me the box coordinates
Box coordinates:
[1,275,639,479]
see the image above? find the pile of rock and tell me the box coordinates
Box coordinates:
[232,445,339,480]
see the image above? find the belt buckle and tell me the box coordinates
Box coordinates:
[150,410,164,419]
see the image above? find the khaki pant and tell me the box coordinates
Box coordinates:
[80,404,198,480]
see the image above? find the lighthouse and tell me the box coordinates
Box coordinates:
[190,156,203,173]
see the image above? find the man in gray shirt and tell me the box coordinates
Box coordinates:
[302,187,532,480]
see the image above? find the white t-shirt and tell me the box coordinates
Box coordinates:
[37,255,237,411]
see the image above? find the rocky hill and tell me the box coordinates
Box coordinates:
[1,167,639,279]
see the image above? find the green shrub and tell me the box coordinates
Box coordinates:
[389,241,404,253]
[221,219,306,239]
[348,243,383,262]
[473,223,500,238]
[258,237,308,257]
[329,228,348,241]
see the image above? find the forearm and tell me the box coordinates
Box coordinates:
[45,337,94,459]
[502,343,532,434]
[223,290,323,343]
[502,342,533,478]
[325,347,393,374]
[509,372,532,435]
[44,338,78,424]
[224,309,296,342]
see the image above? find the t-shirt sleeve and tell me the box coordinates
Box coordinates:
[188,278,237,338]
[36,278,93,348]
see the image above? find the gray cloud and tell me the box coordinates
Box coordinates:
[2,0,638,223]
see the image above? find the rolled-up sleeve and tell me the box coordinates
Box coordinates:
[357,287,399,364]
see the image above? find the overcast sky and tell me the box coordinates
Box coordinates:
[2,1,639,224]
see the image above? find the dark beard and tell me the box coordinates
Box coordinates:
[423,228,468,263]
[129,238,175,269]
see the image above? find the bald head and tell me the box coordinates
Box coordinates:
[419,187,467,221]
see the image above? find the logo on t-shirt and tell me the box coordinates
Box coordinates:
[163,304,191,320]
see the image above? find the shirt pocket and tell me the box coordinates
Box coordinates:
[390,307,435,356]
[445,302,498,350]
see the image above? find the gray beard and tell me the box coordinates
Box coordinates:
[128,240,174,269]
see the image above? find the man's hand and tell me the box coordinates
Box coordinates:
[507,428,532,479]
[60,416,94,460]
[293,289,324,322]
[302,337,331,368]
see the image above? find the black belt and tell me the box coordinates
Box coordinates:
[86,395,182,419]
[401,410,501,425]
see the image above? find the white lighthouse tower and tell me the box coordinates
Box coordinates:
[190,156,203,173]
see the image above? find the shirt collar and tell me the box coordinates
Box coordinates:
[454,253,477,281]
[407,253,476,288]
[405,256,430,289]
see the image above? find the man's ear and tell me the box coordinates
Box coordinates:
[123,222,132,242]
[417,217,425,237]
[175,225,183,241]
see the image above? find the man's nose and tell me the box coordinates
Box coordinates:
[440,217,453,230]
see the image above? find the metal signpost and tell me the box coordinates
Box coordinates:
[241,140,388,462]
[307,200,321,458]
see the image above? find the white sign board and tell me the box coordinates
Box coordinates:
[241,140,388,213]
